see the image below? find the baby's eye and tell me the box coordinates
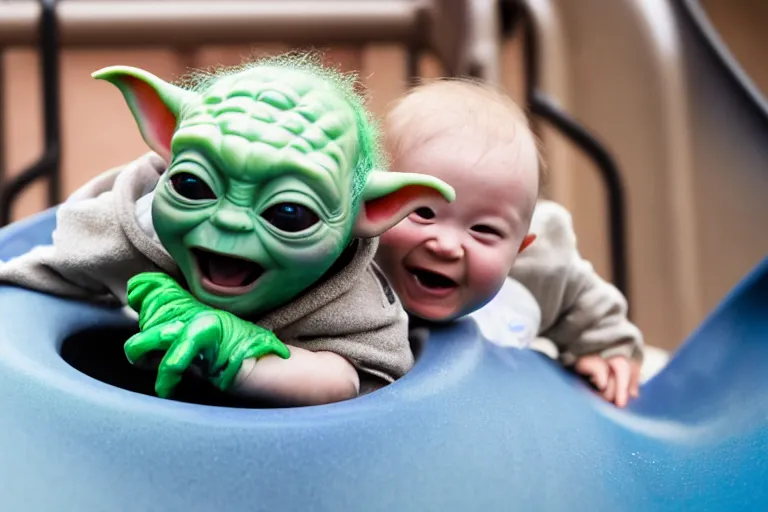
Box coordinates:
[413,207,435,220]
[170,173,217,201]
[471,224,503,237]
[262,203,320,233]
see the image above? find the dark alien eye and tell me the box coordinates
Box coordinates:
[413,207,435,220]
[262,203,320,233]
[170,173,217,201]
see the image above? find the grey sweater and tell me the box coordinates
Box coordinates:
[511,200,644,365]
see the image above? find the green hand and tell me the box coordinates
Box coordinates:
[124,272,290,398]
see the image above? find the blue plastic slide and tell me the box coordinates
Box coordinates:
[0,0,766,509]
[0,209,766,511]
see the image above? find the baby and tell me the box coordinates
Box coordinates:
[376,79,644,407]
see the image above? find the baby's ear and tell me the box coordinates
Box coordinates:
[92,66,195,162]
[519,234,536,253]
[353,170,456,238]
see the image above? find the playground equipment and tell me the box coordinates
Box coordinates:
[0,207,766,511]
[0,0,766,510]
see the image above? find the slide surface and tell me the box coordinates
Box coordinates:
[0,2,766,508]
[0,217,765,512]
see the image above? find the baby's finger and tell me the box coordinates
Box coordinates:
[629,361,641,398]
[608,357,631,408]
[575,357,609,390]
[603,374,617,404]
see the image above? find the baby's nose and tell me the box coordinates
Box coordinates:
[425,235,464,260]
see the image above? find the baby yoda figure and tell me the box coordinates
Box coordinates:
[0,54,454,405]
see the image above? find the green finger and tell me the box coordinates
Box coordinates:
[155,371,183,398]
[212,357,243,391]
[155,313,222,397]
[245,331,290,360]
[165,313,221,370]
[126,273,168,311]
[138,293,187,329]
[273,338,291,359]
[215,339,262,390]
[213,334,291,391]
[124,321,183,364]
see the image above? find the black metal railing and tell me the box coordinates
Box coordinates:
[0,0,629,305]
[0,0,62,226]
[504,0,631,302]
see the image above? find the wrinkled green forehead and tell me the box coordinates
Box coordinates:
[172,66,360,185]
[202,66,349,107]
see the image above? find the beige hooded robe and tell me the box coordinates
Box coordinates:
[0,153,413,391]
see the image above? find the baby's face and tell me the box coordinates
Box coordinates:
[377,132,538,321]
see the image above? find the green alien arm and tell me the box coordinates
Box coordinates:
[124,272,290,398]
[125,272,361,404]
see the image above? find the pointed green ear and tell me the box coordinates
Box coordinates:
[92,65,195,161]
[353,170,456,238]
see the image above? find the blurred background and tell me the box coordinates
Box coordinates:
[1,0,767,353]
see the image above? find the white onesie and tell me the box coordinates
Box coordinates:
[469,277,541,349]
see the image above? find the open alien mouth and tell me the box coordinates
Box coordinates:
[191,248,265,296]
[406,266,459,291]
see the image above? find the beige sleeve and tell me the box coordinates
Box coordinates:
[510,200,644,365]
[0,190,160,306]
[280,264,415,385]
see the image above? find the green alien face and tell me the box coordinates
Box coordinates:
[93,56,454,317]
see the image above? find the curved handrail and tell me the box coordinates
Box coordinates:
[516,1,631,301]
[530,90,630,300]
[677,0,768,122]
[0,0,61,226]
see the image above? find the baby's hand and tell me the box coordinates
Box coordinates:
[574,354,640,408]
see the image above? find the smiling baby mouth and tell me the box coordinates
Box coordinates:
[406,266,459,292]
[192,248,264,296]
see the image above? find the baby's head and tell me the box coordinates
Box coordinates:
[377,79,540,322]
